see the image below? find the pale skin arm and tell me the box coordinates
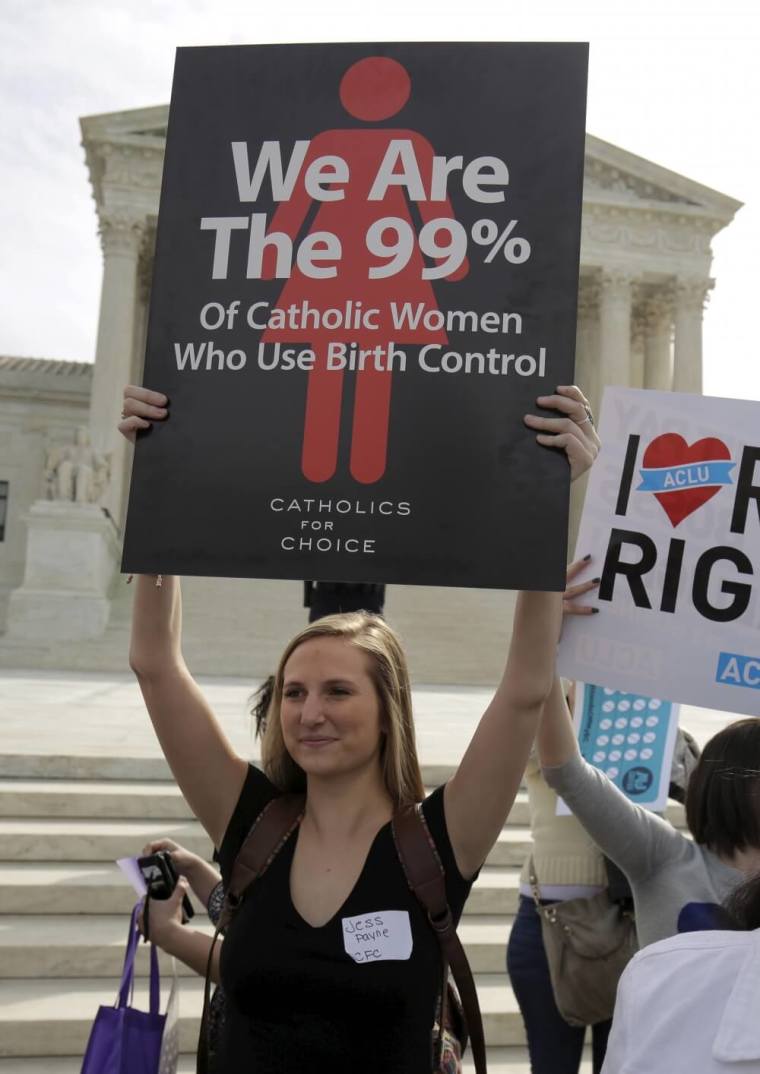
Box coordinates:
[121,386,248,849]
[139,877,222,983]
[163,927,222,983]
[444,385,601,879]
[538,554,600,766]
[536,672,583,768]
[536,658,683,882]
[445,589,563,879]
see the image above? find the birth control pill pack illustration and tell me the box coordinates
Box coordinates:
[559,683,680,813]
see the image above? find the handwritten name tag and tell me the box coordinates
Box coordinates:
[342,909,413,963]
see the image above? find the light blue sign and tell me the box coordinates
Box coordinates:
[573,683,680,811]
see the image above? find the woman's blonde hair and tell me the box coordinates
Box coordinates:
[261,612,425,806]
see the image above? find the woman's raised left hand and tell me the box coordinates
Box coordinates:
[523,384,601,481]
[563,555,600,616]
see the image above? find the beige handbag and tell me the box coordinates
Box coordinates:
[529,858,637,1027]
[157,957,179,1074]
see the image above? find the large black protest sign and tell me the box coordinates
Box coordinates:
[122,43,588,589]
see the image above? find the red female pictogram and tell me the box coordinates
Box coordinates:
[262,56,466,484]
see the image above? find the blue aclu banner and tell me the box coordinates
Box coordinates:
[637,460,735,493]
[716,652,760,691]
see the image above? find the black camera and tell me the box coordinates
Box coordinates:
[137,850,195,921]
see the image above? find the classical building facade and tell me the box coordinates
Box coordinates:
[0,106,741,683]
[0,358,92,625]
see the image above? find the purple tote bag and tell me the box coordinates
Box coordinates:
[81,904,166,1074]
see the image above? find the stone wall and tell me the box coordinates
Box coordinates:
[0,358,92,629]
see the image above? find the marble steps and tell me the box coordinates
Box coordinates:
[0,778,688,828]
[0,1047,591,1074]
[0,777,469,821]
[0,779,194,820]
[0,973,527,1057]
[0,914,512,979]
[0,861,521,917]
[0,755,458,786]
[0,818,533,868]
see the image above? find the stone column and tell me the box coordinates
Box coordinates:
[89,208,145,527]
[642,292,673,391]
[575,280,600,414]
[569,282,599,551]
[135,226,156,381]
[672,277,712,395]
[598,269,634,389]
[630,297,646,390]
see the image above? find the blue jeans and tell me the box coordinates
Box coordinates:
[506,896,611,1074]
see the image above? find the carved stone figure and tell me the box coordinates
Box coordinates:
[45,427,110,504]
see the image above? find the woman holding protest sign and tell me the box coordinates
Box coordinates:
[118,381,600,1074]
[536,646,760,948]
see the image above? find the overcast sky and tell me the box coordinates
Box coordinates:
[1,0,758,400]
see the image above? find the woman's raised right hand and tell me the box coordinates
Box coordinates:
[118,385,168,443]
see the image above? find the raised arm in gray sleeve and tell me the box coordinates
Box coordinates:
[542,754,689,883]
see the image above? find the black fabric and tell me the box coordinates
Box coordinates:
[204,882,228,1072]
[304,581,386,620]
[216,764,474,1074]
[603,856,634,907]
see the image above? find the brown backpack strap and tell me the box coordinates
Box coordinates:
[196,793,306,1074]
[226,793,306,911]
[393,803,487,1074]
[196,918,225,1074]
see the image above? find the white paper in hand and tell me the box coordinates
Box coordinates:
[116,856,147,897]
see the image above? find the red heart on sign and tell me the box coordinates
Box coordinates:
[642,433,732,527]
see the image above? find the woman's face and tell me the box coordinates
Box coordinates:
[280,636,385,779]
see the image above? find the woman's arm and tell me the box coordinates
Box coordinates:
[121,386,248,848]
[139,879,222,983]
[158,924,222,983]
[445,590,563,878]
[445,386,601,879]
[130,576,247,849]
[538,675,687,881]
[536,673,581,768]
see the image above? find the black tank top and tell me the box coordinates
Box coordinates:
[216,765,475,1073]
